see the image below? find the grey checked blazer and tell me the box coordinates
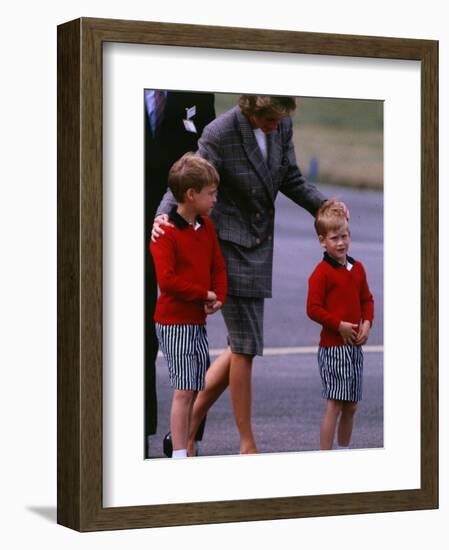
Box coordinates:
[158,106,326,298]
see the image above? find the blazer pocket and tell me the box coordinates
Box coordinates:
[212,211,253,248]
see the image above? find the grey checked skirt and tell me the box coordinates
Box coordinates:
[221,295,264,356]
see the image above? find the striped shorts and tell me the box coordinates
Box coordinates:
[317,345,364,402]
[155,323,210,391]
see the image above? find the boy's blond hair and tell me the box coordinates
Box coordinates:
[314,199,349,236]
[168,152,219,203]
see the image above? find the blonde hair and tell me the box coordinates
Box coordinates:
[314,199,349,236]
[238,95,297,118]
[168,152,219,203]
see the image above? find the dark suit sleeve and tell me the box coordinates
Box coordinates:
[279,118,327,216]
[194,93,216,135]
[155,92,216,216]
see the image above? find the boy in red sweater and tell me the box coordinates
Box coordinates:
[150,153,227,458]
[307,200,374,450]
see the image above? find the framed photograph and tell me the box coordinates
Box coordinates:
[57,17,438,531]
[142,91,384,462]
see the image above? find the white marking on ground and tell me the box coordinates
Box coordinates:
[157,345,383,358]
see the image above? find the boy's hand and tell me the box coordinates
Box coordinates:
[206,290,217,302]
[355,320,371,345]
[338,321,359,345]
[204,300,222,315]
[151,214,174,242]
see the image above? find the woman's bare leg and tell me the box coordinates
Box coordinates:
[229,352,257,454]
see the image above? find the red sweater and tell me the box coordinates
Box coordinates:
[150,210,227,324]
[307,253,374,346]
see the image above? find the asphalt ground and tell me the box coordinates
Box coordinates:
[147,183,384,459]
[149,350,383,458]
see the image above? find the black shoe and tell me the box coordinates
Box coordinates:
[163,432,173,458]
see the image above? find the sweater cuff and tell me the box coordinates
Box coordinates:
[216,293,226,305]
[328,317,342,333]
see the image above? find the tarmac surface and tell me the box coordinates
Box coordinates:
[147,184,384,459]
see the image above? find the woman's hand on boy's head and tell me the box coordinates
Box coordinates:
[337,201,350,220]
[151,214,174,242]
[338,321,358,345]
[355,320,371,346]
[322,200,350,220]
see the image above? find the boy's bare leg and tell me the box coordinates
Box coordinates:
[229,352,257,454]
[320,399,343,450]
[187,347,232,456]
[337,401,358,447]
[170,389,195,452]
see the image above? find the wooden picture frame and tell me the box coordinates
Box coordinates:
[57,17,438,532]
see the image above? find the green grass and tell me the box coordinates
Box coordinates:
[214,94,383,131]
[213,93,383,188]
[294,97,383,132]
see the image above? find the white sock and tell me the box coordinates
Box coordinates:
[336,444,350,450]
[172,449,188,458]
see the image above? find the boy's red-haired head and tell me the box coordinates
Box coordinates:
[314,199,349,236]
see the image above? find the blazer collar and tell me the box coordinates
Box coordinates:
[236,108,275,200]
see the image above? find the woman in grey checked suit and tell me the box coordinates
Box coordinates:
[154,95,346,454]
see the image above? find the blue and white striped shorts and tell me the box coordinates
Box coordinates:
[155,323,210,391]
[317,345,364,402]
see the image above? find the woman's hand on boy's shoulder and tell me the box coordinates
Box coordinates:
[151,214,174,242]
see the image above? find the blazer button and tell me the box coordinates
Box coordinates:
[255,212,261,220]
[255,238,261,245]
[268,235,272,241]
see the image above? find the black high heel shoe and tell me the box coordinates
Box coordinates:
[163,432,173,458]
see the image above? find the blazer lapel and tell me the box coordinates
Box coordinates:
[236,109,275,200]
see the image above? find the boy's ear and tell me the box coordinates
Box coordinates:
[184,188,196,201]
[318,235,326,249]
